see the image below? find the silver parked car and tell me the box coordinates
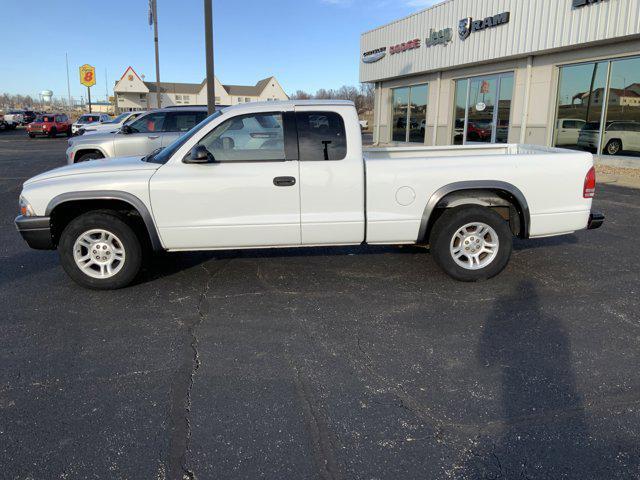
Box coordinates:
[66,107,209,164]
[71,113,112,135]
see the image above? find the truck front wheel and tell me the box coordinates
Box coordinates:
[430,206,513,282]
[58,212,142,289]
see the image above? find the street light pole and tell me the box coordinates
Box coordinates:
[151,0,162,108]
[204,0,215,115]
[65,53,72,109]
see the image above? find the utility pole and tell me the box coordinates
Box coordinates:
[65,53,72,109]
[150,0,162,108]
[204,0,215,115]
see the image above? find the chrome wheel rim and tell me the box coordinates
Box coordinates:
[73,229,125,279]
[607,142,620,155]
[450,222,499,270]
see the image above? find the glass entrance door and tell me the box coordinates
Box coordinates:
[391,84,429,143]
[392,87,410,142]
[452,72,514,145]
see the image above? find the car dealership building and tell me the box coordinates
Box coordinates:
[361,0,640,159]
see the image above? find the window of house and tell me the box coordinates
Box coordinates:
[197,112,285,161]
[296,111,347,161]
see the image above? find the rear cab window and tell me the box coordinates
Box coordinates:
[295,111,347,160]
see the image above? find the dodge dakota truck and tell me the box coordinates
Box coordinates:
[15,100,604,289]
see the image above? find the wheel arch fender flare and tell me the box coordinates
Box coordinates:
[45,190,164,251]
[417,181,531,242]
[73,146,108,159]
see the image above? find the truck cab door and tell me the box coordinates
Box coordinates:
[114,111,165,157]
[295,106,365,245]
[149,110,301,250]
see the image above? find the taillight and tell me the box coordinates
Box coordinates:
[583,166,596,199]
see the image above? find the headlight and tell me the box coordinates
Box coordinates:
[19,196,35,216]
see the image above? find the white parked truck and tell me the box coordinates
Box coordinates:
[15,100,604,289]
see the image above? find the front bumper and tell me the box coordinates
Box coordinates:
[588,211,605,230]
[15,215,55,250]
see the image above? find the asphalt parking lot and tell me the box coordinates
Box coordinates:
[1,128,639,479]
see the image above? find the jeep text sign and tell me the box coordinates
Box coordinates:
[458,12,510,40]
[79,64,96,88]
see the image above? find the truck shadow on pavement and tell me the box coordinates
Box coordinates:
[135,245,423,285]
[462,279,636,478]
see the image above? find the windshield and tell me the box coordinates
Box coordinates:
[77,115,101,124]
[36,115,55,122]
[105,113,129,124]
[146,110,223,164]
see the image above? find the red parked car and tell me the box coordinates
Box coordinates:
[27,114,72,138]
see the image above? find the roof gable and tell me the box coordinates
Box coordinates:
[114,67,149,93]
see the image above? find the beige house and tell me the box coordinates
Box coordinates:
[114,66,289,112]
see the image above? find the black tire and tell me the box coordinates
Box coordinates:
[28,133,35,138]
[58,211,142,289]
[48,127,57,138]
[430,206,513,282]
[76,152,104,163]
[604,139,622,156]
[66,128,72,137]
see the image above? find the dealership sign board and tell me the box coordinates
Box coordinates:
[458,12,510,40]
[361,12,510,64]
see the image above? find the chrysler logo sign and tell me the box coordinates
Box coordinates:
[573,0,607,7]
[362,47,387,64]
[458,11,510,40]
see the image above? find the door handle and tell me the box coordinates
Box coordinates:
[148,135,160,139]
[273,176,296,187]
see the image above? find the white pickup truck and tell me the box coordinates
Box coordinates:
[15,100,603,289]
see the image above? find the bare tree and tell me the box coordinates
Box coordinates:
[289,84,375,115]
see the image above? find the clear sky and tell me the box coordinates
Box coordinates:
[0,0,440,102]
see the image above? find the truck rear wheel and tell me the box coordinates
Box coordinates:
[430,206,512,282]
[58,212,142,289]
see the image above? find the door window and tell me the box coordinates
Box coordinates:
[391,84,428,143]
[128,112,166,133]
[452,73,513,144]
[602,56,640,156]
[553,62,608,150]
[165,112,208,132]
[197,112,285,161]
[296,111,347,160]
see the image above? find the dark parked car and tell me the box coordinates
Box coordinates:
[26,114,72,138]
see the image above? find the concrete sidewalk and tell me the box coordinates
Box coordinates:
[596,164,640,190]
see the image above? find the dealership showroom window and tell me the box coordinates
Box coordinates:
[360,0,640,159]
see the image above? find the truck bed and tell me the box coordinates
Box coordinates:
[363,144,594,243]
[363,143,574,160]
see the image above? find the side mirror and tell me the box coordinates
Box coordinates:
[121,124,133,134]
[184,145,214,164]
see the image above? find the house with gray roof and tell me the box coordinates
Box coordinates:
[113,66,289,112]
